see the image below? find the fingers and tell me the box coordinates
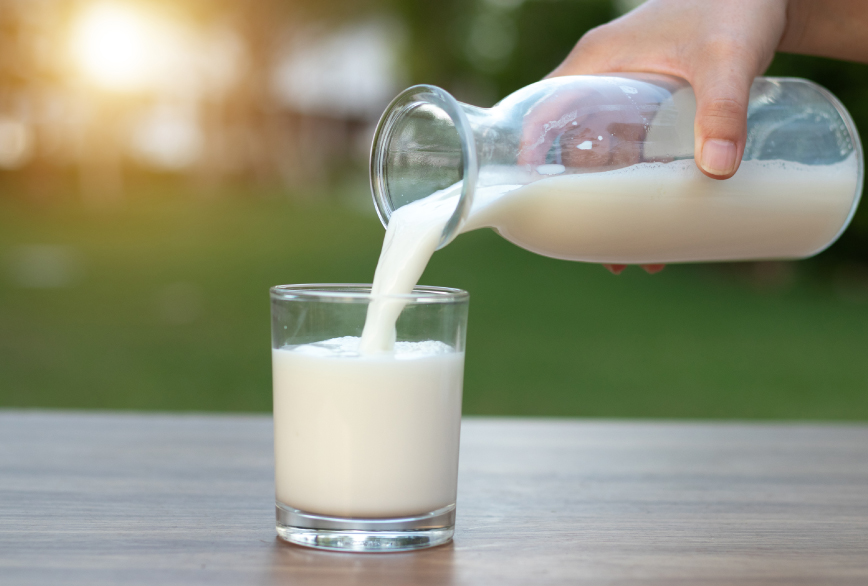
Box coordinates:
[555,23,756,180]
[692,81,750,179]
[689,42,760,179]
[603,264,627,275]
[517,79,655,170]
[603,264,666,275]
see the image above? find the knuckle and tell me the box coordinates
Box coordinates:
[556,25,613,75]
[572,24,610,57]
[702,96,746,121]
[577,25,607,48]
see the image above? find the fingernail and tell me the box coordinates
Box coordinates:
[604,264,627,275]
[700,139,737,176]
[643,264,666,274]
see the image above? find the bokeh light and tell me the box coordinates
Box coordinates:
[0,119,34,169]
[70,3,163,92]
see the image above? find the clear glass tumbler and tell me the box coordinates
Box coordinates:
[270,284,469,552]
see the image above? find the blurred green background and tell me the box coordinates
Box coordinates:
[1,0,867,418]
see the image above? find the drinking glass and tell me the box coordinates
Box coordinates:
[270,284,469,552]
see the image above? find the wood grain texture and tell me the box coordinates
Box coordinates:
[0,411,866,585]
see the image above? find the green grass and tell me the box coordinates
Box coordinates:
[1,188,867,418]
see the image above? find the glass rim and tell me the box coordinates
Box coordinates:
[270,283,469,303]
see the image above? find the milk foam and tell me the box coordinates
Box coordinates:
[291,336,454,359]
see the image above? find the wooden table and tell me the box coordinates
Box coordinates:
[1,411,866,585]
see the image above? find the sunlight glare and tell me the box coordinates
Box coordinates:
[71,3,159,92]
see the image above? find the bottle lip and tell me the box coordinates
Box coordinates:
[369,84,477,249]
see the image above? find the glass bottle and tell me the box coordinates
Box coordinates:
[370,74,863,264]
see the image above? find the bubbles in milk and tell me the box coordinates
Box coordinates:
[290,336,454,359]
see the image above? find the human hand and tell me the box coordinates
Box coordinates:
[550,0,788,181]
[550,0,789,275]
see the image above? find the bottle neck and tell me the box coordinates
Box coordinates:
[370,85,479,249]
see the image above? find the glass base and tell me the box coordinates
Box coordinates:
[275,501,455,552]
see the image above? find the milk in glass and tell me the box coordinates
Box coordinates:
[273,337,463,518]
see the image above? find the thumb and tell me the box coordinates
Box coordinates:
[691,68,752,179]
